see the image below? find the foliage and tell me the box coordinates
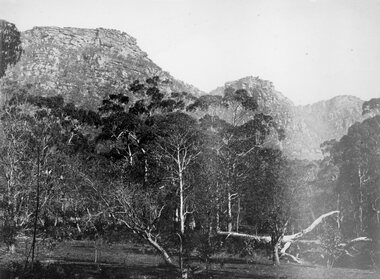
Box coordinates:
[329,116,380,239]
[242,149,294,240]
[0,20,22,78]
[319,222,343,267]
[1,76,378,269]
[0,88,103,251]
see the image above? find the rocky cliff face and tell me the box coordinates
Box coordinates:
[210,76,294,129]
[1,26,203,109]
[210,77,366,160]
[0,24,369,160]
[289,95,364,160]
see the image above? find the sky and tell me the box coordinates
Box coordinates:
[1,0,380,105]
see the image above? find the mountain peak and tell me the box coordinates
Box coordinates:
[24,26,141,55]
[1,25,203,109]
[208,76,367,160]
[300,95,363,109]
[0,22,371,161]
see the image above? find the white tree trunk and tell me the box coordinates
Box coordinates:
[146,233,175,266]
[217,230,271,243]
[358,168,364,234]
[216,203,220,231]
[176,146,186,236]
[338,236,372,249]
[227,191,233,232]
[217,211,374,264]
[282,211,339,243]
[218,209,338,243]
[273,241,280,265]
[178,159,185,235]
[236,197,240,232]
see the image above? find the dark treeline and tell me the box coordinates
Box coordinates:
[0,76,379,273]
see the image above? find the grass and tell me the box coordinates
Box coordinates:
[0,240,378,279]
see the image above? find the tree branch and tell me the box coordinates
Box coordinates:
[217,211,340,244]
[283,211,339,242]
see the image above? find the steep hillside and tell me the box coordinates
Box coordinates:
[209,77,365,160]
[1,26,203,109]
[0,23,369,161]
[289,95,364,160]
[210,76,295,128]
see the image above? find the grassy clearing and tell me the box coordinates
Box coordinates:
[0,240,378,279]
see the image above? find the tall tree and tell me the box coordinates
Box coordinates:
[152,112,202,271]
[0,20,22,78]
[241,150,306,265]
[0,97,34,252]
[189,87,283,232]
[329,115,380,240]
[0,91,99,265]
[93,77,198,268]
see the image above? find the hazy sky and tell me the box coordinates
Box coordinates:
[1,0,380,105]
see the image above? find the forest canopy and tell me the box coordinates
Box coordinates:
[0,76,378,272]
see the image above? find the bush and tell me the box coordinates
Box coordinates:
[0,219,17,251]
[319,222,343,267]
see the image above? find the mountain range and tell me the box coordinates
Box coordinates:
[0,24,369,160]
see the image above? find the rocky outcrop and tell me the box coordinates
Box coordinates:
[0,24,370,160]
[289,95,364,160]
[210,76,294,128]
[1,26,203,109]
[210,77,366,160]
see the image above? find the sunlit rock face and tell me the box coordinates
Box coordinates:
[210,77,365,160]
[2,26,203,109]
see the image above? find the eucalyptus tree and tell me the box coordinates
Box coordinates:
[329,115,380,240]
[97,76,189,184]
[223,115,380,266]
[0,20,22,78]
[0,90,101,267]
[151,112,203,270]
[0,93,70,265]
[239,149,315,265]
[188,88,283,232]
[191,89,338,265]
[313,116,380,267]
[93,77,200,267]
[0,96,34,252]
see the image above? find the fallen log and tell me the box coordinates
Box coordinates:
[217,211,375,265]
[338,236,372,249]
[216,231,271,243]
[282,211,339,242]
[216,211,340,265]
[217,210,340,244]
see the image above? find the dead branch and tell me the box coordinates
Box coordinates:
[338,236,373,249]
[282,211,339,242]
[217,211,340,244]
[280,252,304,264]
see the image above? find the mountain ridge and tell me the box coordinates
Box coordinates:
[0,23,369,160]
[1,25,204,109]
[208,76,366,160]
